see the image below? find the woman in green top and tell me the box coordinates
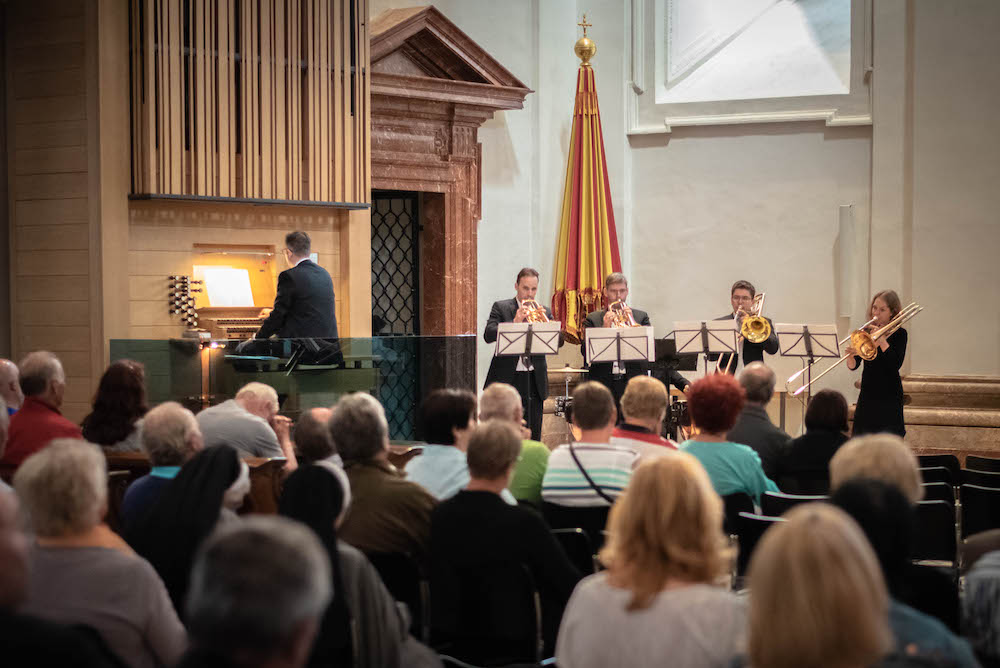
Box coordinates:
[678,373,778,505]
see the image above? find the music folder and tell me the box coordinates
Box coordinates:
[585,326,655,365]
[495,321,562,357]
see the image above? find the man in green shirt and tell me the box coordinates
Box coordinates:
[479,382,550,506]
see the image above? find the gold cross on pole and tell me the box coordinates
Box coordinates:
[578,13,592,38]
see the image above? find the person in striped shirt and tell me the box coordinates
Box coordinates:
[542,382,639,508]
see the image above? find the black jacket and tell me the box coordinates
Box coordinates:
[727,404,790,481]
[709,313,779,374]
[776,428,849,495]
[483,298,557,399]
[256,260,338,340]
[582,308,689,393]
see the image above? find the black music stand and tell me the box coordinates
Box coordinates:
[674,320,738,375]
[653,337,698,441]
[495,321,561,439]
[776,323,839,404]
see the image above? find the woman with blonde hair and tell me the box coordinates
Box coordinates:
[745,503,892,668]
[555,454,744,667]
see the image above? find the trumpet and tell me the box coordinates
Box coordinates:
[608,300,639,328]
[791,302,923,397]
[520,299,549,323]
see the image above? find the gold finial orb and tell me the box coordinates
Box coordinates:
[575,14,596,65]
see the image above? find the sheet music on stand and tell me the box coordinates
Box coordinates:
[585,326,655,368]
[674,320,738,375]
[495,321,562,357]
[777,323,840,406]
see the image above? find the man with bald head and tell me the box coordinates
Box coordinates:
[0,352,81,470]
[0,359,22,416]
[727,362,789,479]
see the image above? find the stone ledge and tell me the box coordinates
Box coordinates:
[903,407,1000,428]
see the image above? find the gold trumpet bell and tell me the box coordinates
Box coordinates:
[741,316,771,344]
[738,293,771,343]
[521,299,549,323]
[850,330,879,361]
[609,300,639,327]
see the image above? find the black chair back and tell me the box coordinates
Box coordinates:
[912,500,957,563]
[735,512,784,576]
[961,484,1000,537]
[760,491,828,517]
[431,561,543,666]
[541,502,609,551]
[551,528,597,575]
[919,466,954,486]
[967,455,1000,474]
[920,482,955,505]
[721,493,754,535]
[364,551,430,641]
[917,454,961,481]
[961,469,1000,489]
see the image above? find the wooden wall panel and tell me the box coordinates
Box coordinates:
[6,0,93,422]
[127,200,346,338]
[129,0,370,204]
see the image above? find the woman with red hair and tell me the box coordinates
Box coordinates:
[679,374,777,504]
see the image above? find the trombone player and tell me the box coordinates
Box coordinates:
[582,273,690,418]
[484,267,561,440]
[711,280,779,375]
[846,289,908,437]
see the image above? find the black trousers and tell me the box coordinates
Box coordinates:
[511,370,544,441]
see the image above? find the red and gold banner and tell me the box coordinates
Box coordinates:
[551,59,622,344]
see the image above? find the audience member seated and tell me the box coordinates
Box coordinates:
[0,351,81,470]
[120,401,204,530]
[963,550,1000,668]
[774,389,850,494]
[0,357,22,415]
[479,382,550,506]
[679,374,778,505]
[831,479,973,663]
[726,363,789,479]
[556,454,743,668]
[128,444,249,615]
[81,360,148,453]
[542,382,638,507]
[0,399,9,492]
[405,389,481,500]
[280,464,442,668]
[196,382,297,467]
[610,375,678,459]
[332,393,437,559]
[177,516,331,668]
[829,433,924,504]
[740,503,892,668]
[14,439,187,667]
[432,420,581,656]
[0,488,127,667]
[294,406,351,508]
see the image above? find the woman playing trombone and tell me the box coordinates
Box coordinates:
[846,290,907,437]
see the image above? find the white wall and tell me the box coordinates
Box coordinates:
[909,0,1000,376]
[371,0,1000,394]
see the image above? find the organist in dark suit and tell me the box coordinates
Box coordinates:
[254,231,338,341]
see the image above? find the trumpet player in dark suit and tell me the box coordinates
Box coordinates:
[710,279,779,375]
[484,267,561,440]
[582,273,689,418]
